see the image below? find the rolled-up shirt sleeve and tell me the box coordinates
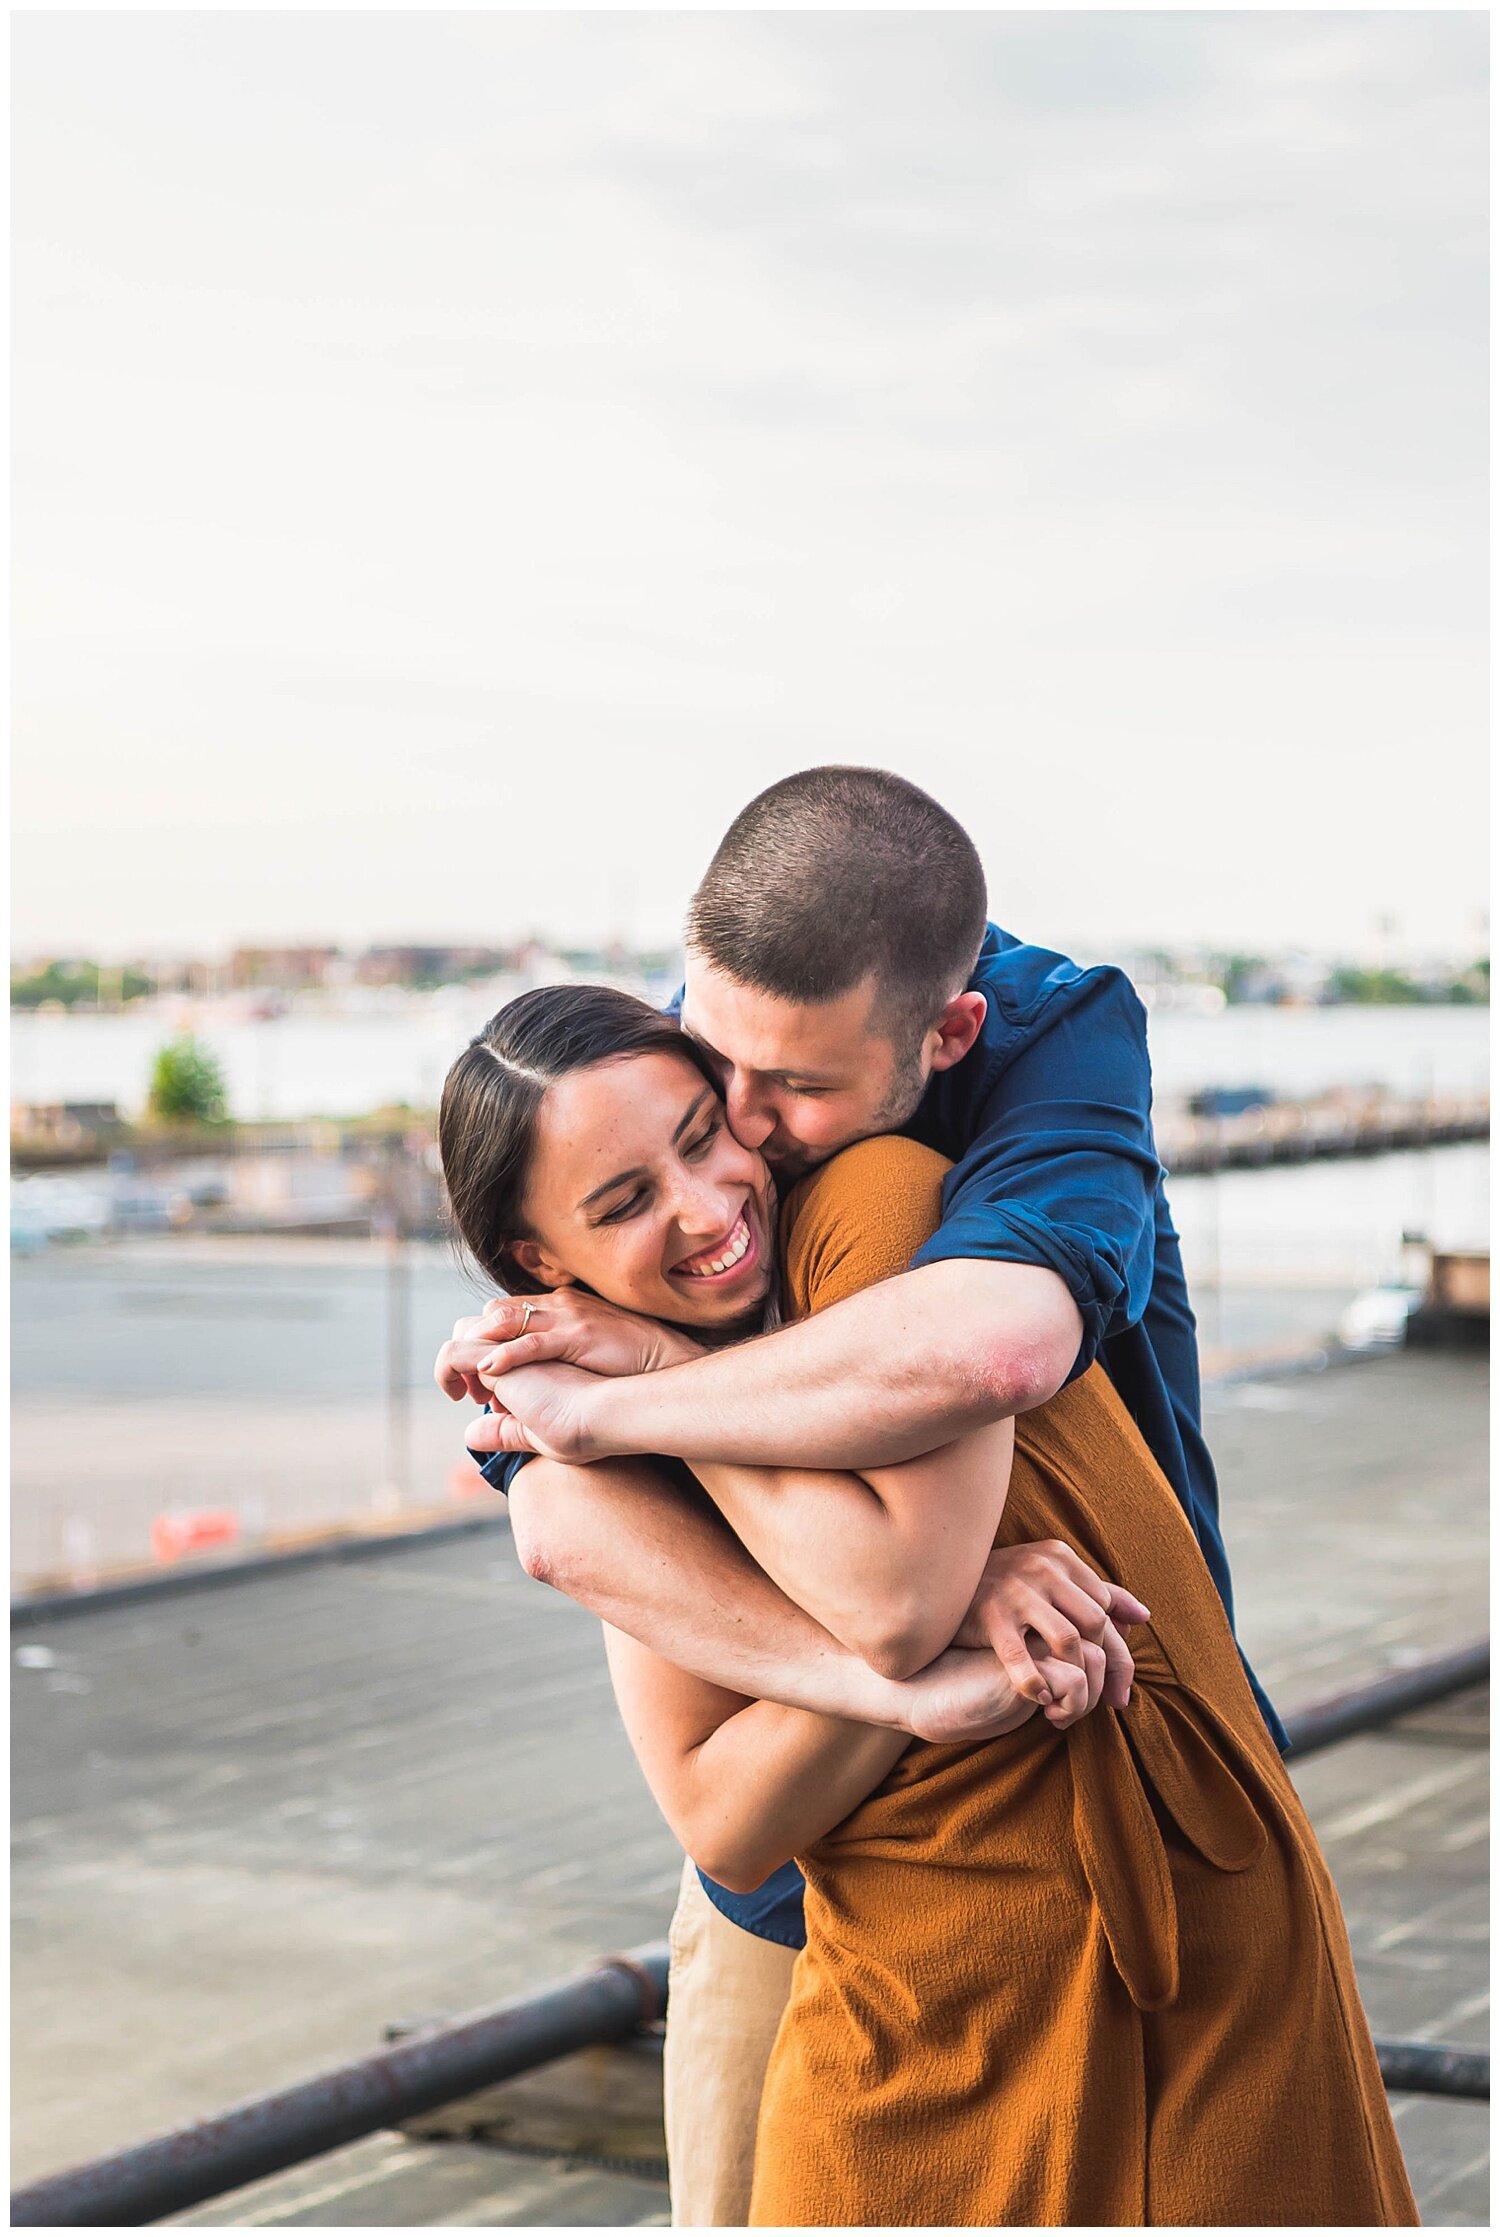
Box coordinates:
[908,966,1162,1379]
[473,1436,531,1496]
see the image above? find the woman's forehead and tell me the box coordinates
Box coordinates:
[531,1049,708,1203]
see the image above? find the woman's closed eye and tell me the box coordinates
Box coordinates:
[591,1116,721,1227]
[683,1115,722,1158]
[594,1187,648,1227]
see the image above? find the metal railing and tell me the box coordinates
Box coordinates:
[12,1645,1488,2228]
[1281,1639,1488,1758]
[10,1949,668,2229]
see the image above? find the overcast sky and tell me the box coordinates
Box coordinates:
[12,11,1488,963]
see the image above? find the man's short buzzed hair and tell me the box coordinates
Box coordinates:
[687,766,988,1052]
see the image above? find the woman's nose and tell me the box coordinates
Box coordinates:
[670,1172,739,1242]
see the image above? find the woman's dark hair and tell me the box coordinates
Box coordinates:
[439,983,717,1295]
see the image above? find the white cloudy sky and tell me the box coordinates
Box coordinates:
[12,11,1488,963]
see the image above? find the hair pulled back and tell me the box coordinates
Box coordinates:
[438,983,716,1296]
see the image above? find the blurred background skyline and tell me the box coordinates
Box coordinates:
[12,10,1488,966]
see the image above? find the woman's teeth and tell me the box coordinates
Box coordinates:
[678,1212,751,1279]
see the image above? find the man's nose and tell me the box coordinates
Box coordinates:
[724,1072,776,1150]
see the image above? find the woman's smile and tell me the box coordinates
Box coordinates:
[671,1201,760,1289]
[498,1045,777,1330]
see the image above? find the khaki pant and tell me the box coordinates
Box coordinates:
[663,1857,798,2228]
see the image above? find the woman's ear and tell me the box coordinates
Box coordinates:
[507,1238,577,1291]
[928,990,987,1074]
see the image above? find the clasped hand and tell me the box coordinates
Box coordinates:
[897,1543,1150,1743]
[436,1290,699,1464]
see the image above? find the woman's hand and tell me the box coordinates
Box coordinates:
[895,1624,1117,1746]
[953,1542,1150,1714]
[436,1290,703,1406]
[892,1646,1035,1745]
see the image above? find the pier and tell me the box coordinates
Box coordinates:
[1158,1091,1489,1174]
[11,1344,1488,2226]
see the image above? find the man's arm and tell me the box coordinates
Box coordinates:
[600,1624,1105,1893]
[471,1257,1082,1471]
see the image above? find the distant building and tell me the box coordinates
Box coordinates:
[11,1100,126,1154]
[229,947,340,992]
[353,945,514,988]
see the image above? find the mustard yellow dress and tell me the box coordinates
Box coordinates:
[748,1137,1418,2229]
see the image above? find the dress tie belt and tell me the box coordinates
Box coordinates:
[1068,1681,1269,2012]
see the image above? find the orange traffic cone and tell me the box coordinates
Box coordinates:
[151,1509,241,1564]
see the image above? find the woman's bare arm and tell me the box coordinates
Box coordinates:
[509,1457,926,1726]
[687,1416,1019,1683]
[604,1627,926,1894]
[454,1281,1136,1712]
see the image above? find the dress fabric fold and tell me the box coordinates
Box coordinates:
[746,1135,1418,2229]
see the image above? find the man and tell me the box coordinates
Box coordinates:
[438,766,1280,2224]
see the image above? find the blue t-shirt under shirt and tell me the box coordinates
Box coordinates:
[476,924,1283,1950]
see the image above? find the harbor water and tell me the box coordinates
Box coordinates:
[10,1002,1488,1591]
[11,997,1491,1124]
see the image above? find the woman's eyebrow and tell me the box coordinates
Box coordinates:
[672,1088,715,1144]
[578,1091,715,1213]
[579,1162,647,1213]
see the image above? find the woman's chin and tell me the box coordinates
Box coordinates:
[666,1267,773,1335]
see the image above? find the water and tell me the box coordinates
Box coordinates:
[1171,1141,1489,1286]
[10,1139,1488,1590]
[1168,1142,1488,1361]
[1143,1003,1487,1101]
[12,993,503,1124]
[11,998,1490,1124]
[12,999,1488,1588]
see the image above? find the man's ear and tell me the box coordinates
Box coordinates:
[508,1238,577,1291]
[928,990,986,1074]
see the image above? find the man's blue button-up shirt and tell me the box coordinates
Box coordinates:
[476,924,1284,1950]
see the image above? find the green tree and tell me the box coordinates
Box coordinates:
[1326,966,1424,1006]
[147,1036,229,1124]
[1451,957,1491,1004]
[1219,953,1268,1005]
[11,960,152,1008]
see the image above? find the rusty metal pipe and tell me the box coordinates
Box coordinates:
[10,1945,668,2228]
[1375,2039,1488,2101]
[1281,1640,1488,1759]
[13,1645,1490,2224]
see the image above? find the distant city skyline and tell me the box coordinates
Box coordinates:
[13,14,1486,961]
[11,926,1488,984]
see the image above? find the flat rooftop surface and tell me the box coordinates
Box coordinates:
[13,1347,1488,2224]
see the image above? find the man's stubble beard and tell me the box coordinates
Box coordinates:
[868,1035,932,1135]
[768,1037,931,1189]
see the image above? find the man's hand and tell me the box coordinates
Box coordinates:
[954,1542,1150,1715]
[466,1360,608,1465]
[437,1292,702,1407]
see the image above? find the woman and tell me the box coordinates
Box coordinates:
[439,984,1417,2228]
